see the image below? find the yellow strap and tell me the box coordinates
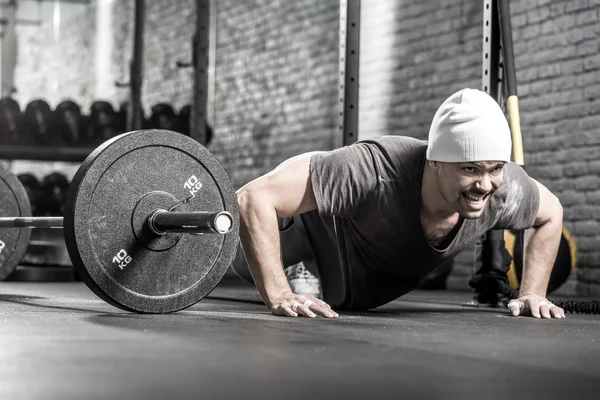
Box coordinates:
[507,96,524,166]
[504,230,520,288]
[561,226,578,271]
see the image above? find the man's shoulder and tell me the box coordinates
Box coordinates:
[498,162,534,193]
[354,135,427,179]
[358,135,427,162]
[488,161,537,218]
[359,135,427,151]
[490,162,524,202]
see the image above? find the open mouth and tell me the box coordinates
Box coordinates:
[462,192,489,207]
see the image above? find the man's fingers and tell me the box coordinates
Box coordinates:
[306,300,338,318]
[299,296,339,318]
[290,302,314,318]
[306,297,337,317]
[279,305,298,317]
[271,304,298,317]
[318,299,339,317]
[509,296,567,319]
[540,304,552,319]
[271,294,339,319]
[507,300,522,317]
[549,304,566,319]
[522,298,537,318]
[294,303,316,318]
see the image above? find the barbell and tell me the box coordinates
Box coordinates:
[0,129,240,314]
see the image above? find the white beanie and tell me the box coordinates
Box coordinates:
[426,88,512,163]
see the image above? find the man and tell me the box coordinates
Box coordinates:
[233,88,566,320]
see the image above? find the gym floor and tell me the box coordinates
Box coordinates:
[1,277,599,400]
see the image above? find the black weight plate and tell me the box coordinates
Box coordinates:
[64,129,239,313]
[0,164,32,280]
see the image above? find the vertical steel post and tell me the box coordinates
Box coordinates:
[128,0,145,131]
[191,0,210,144]
[336,0,360,148]
[471,0,510,305]
[482,0,501,101]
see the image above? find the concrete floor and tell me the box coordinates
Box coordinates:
[0,278,599,400]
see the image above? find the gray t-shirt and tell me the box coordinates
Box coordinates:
[300,135,540,310]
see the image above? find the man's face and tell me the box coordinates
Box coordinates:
[434,161,505,219]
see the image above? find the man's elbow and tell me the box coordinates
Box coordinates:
[541,193,564,233]
[552,193,563,224]
[237,186,260,214]
[237,181,276,216]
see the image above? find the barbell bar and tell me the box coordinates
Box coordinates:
[0,211,233,235]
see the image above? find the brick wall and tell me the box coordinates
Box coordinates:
[210,0,340,186]
[359,1,483,140]
[512,0,600,296]
[13,0,600,295]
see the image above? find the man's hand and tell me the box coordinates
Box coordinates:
[507,293,565,319]
[270,291,339,319]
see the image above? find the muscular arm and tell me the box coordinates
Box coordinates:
[519,179,563,297]
[236,152,323,308]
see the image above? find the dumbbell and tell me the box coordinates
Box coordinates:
[54,100,88,145]
[23,99,54,144]
[88,101,119,144]
[0,129,239,313]
[41,172,70,216]
[147,103,179,131]
[0,97,23,145]
[17,173,45,216]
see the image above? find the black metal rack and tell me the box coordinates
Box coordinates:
[0,145,94,162]
[336,0,360,148]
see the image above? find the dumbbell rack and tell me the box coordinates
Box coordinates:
[0,145,95,281]
[0,145,93,162]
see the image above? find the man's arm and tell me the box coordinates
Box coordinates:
[520,180,563,297]
[509,179,566,319]
[236,151,337,318]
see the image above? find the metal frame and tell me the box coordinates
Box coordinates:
[336,0,360,148]
[129,0,145,131]
[482,0,502,102]
[207,0,217,129]
[475,0,510,296]
[115,0,145,131]
[19,0,91,3]
[190,0,210,144]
